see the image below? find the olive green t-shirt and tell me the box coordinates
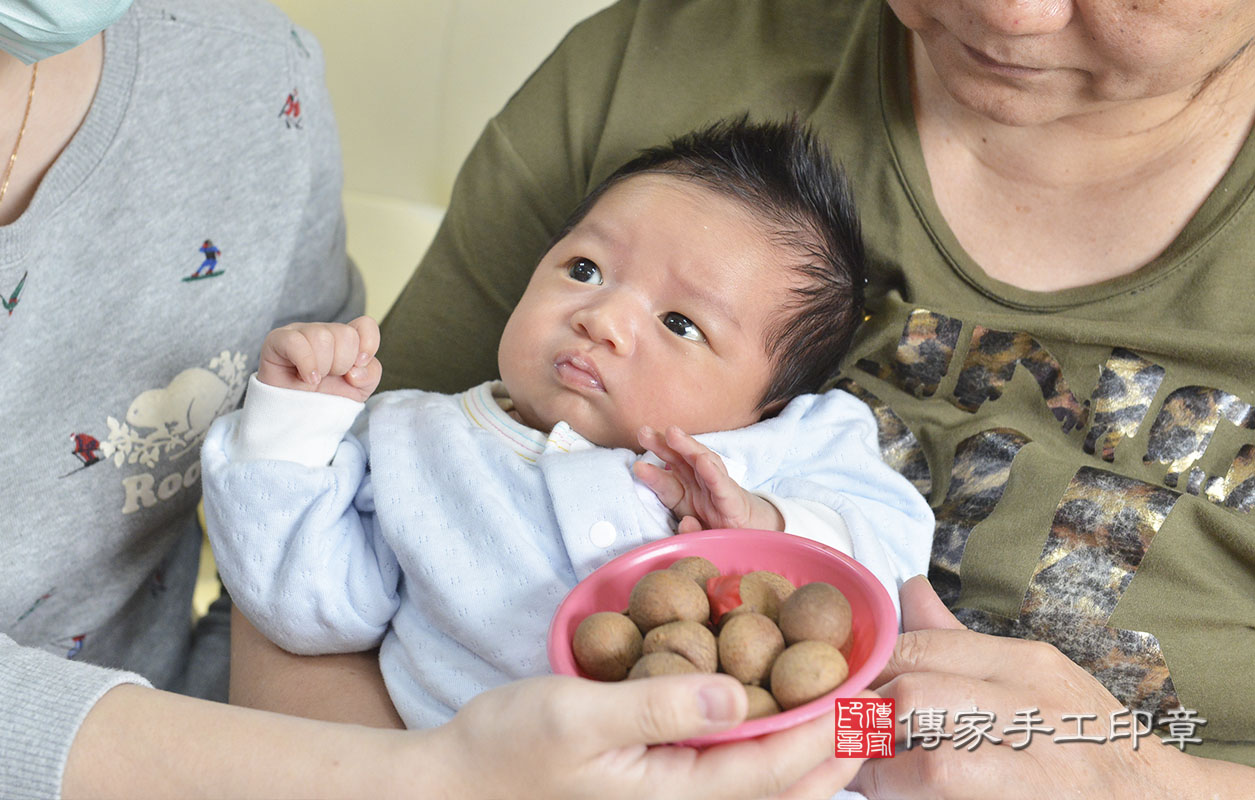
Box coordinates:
[379,0,1255,765]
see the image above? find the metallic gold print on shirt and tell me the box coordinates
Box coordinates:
[834,378,932,497]
[853,309,961,398]
[928,429,1031,608]
[959,607,1179,716]
[1034,468,1174,618]
[1142,387,1254,488]
[952,327,1090,434]
[1082,349,1166,462]
[958,467,1181,717]
[1204,444,1255,511]
[848,307,1249,737]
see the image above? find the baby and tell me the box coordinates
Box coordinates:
[201,118,933,728]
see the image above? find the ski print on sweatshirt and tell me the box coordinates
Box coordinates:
[2,270,27,316]
[183,239,224,282]
[279,88,302,129]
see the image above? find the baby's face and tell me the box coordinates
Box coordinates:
[497,174,802,451]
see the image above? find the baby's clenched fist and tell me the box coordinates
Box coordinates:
[258,316,382,402]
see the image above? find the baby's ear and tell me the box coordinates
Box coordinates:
[758,397,789,420]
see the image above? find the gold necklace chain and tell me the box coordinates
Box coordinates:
[0,62,38,208]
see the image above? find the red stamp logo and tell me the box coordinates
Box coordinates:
[834,698,895,758]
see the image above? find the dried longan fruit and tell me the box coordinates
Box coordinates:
[710,571,796,625]
[717,611,784,686]
[741,571,796,621]
[668,556,720,588]
[778,582,852,650]
[573,611,643,681]
[748,570,794,600]
[642,620,717,673]
[627,651,699,679]
[769,640,849,710]
[744,684,782,720]
[628,570,710,633]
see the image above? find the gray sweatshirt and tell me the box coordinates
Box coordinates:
[0,1,362,796]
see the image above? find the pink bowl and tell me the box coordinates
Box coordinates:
[547,528,897,747]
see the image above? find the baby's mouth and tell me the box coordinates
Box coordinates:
[554,352,604,392]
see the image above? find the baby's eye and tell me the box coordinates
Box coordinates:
[567,258,603,285]
[661,312,706,343]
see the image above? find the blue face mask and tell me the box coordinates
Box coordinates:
[0,1,134,64]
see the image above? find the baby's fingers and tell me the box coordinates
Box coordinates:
[666,429,734,500]
[693,452,736,502]
[637,426,685,468]
[347,315,381,363]
[321,322,373,378]
[632,460,686,510]
[692,452,755,526]
[262,325,327,386]
[259,321,381,394]
[677,516,704,534]
[345,355,383,397]
[662,426,718,469]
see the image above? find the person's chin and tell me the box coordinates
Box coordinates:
[936,72,1074,127]
[922,42,1074,127]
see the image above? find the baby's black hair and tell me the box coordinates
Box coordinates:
[551,115,866,411]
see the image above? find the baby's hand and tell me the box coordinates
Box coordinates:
[258,316,382,402]
[632,426,784,534]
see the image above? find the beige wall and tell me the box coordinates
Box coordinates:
[272,1,611,317]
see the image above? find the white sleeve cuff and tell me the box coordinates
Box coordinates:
[761,493,854,557]
[231,374,365,467]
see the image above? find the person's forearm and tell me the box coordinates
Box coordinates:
[62,684,444,799]
[228,606,404,728]
[64,665,860,800]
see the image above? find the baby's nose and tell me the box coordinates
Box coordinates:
[572,298,636,354]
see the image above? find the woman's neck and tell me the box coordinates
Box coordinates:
[911,35,1255,193]
[910,35,1255,291]
[0,37,103,225]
